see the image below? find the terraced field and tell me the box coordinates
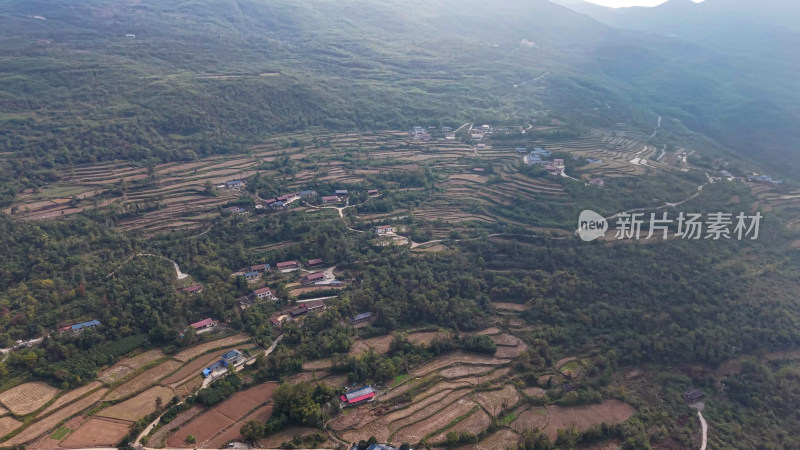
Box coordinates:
[2,124,680,236]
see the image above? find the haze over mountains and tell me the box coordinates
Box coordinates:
[0,0,798,186]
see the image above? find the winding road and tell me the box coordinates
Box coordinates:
[106,253,188,280]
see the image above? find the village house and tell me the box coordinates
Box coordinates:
[375,225,394,234]
[227,206,247,214]
[553,158,565,168]
[515,147,528,154]
[340,385,376,405]
[335,189,349,196]
[276,260,300,271]
[532,147,551,158]
[476,143,486,149]
[525,154,548,166]
[202,349,245,377]
[250,263,269,272]
[304,299,326,313]
[237,295,256,310]
[299,190,316,198]
[225,179,245,189]
[265,198,277,205]
[189,318,215,331]
[244,271,261,282]
[179,284,203,294]
[587,178,605,187]
[473,168,485,173]
[270,316,286,328]
[305,258,324,268]
[253,287,275,300]
[351,312,372,325]
[368,189,379,197]
[409,126,431,141]
[322,195,340,204]
[301,272,326,286]
[682,389,705,403]
[270,201,286,209]
[444,131,456,140]
[442,126,452,132]
[59,320,101,333]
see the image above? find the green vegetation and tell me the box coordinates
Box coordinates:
[49,427,70,440]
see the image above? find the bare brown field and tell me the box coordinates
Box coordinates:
[173,335,251,361]
[260,427,327,449]
[98,360,136,383]
[493,302,529,311]
[319,373,349,387]
[457,428,519,449]
[0,382,60,416]
[166,410,233,447]
[216,382,278,421]
[429,407,492,443]
[124,349,166,370]
[147,405,204,447]
[390,389,471,431]
[523,387,546,397]
[0,405,7,415]
[473,385,520,416]
[382,389,462,426]
[206,404,273,448]
[460,327,502,336]
[341,420,391,444]
[518,400,635,441]
[495,343,528,358]
[350,334,394,356]
[98,386,175,422]
[412,352,510,377]
[440,365,494,378]
[106,360,182,401]
[166,382,278,447]
[60,417,132,448]
[302,358,333,370]
[0,416,22,438]
[511,407,548,433]
[407,331,449,346]
[175,376,203,399]
[490,333,522,346]
[5,387,108,446]
[161,348,239,386]
[393,398,478,444]
[37,381,102,418]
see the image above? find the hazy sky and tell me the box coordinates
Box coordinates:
[585,0,703,7]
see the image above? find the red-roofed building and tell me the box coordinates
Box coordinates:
[368,189,379,196]
[306,258,324,268]
[190,318,215,330]
[179,284,203,294]
[276,260,300,270]
[301,272,325,285]
[340,386,375,404]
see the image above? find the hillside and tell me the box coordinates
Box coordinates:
[1,0,799,209]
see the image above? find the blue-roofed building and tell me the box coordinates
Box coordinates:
[225,179,245,189]
[366,444,395,450]
[221,349,244,366]
[524,154,548,166]
[335,189,349,196]
[244,271,260,283]
[351,312,372,324]
[73,320,100,331]
[299,190,315,197]
[515,147,528,153]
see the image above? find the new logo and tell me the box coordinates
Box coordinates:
[578,210,608,242]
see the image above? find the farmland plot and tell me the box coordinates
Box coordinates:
[98,386,175,422]
[173,335,251,361]
[412,352,510,377]
[0,416,22,438]
[106,360,182,401]
[60,417,131,448]
[428,408,492,444]
[0,382,60,416]
[38,381,103,418]
[473,385,520,416]
[392,398,478,444]
[457,429,520,449]
[5,388,108,445]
